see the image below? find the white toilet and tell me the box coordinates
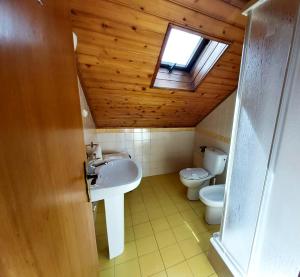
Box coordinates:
[179,147,227,200]
[199,184,225,224]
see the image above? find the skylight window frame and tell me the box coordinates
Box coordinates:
[160,36,210,72]
[158,25,212,73]
[150,24,231,92]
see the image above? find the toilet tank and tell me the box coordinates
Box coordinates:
[203,147,228,175]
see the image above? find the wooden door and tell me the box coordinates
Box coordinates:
[0,1,98,276]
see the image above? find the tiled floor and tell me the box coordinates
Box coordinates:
[96,173,219,277]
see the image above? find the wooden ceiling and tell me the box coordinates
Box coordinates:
[71,0,248,128]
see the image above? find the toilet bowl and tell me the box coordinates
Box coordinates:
[179,168,212,200]
[199,184,225,224]
[179,147,228,201]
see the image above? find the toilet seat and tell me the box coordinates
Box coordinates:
[179,168,209,180]
[199,184,225,208]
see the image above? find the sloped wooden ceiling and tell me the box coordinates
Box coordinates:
[71,0,248,128]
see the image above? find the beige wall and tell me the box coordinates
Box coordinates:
[194,91,237,183]
[95,128,195,177]
[78,79,97,145]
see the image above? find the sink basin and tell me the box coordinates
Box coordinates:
[90,159,142,201]
[88,158,142,259]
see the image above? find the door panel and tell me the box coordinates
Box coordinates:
[0,1,98,276]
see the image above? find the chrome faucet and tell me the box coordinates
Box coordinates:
[86,159,112,184]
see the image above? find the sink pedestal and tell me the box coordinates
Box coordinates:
[89,158,142,259]
[104,194,124,259]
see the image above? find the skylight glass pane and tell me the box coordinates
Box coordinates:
[161,28,202,67]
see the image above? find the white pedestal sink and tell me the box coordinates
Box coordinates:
[89,159,142,259]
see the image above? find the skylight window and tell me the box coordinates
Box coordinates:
[151,24,229,91]
[161,28,203,68]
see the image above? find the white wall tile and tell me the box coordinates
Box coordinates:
[95,128,195,177]
[133,132,143,140]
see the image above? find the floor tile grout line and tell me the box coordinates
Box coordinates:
[147,179,168,275]
[147,176,194,276]
[97,174,217,277]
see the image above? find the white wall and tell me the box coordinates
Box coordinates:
[194,92,236,183]
[77,79,97,145]
[95,128,195,177]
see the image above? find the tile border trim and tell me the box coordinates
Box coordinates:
[96,127,195,133]
[197,128,231,144]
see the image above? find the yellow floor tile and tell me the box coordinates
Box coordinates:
[125,206,132,217]
[188,219,210,233]
[115,241,137,265]
[147,207,164,220]
[160,243,185,268]
[151,270,168,277]
[166,261,193,277]
[138,250,165,276]
[166,213,185,227]
[151,217,170,233]
[98,250,115,270]
[136,235,158,256]
[180,209,200,222]
[162,204,178,216]
[178,237,203,259]
[130,203,147,213]
[188,201,205,211]
[197,232,212,253]
[115,258,141,277]
[155,229,177,249]
[95,173,219,277]
[99,267,114,277]
[185,221,202,234]
[175,201,191,212]
[187,253,215,277]
[207,224,220,233]
[133,222,154,239]
[132,211,149,226]
[145,201,161,210]
[125,215,133,227]
[172,224,195,242]
[125,227,135,242]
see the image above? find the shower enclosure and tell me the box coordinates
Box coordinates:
[211,0,300,276]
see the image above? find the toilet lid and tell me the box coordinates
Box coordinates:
[180,168,209,180]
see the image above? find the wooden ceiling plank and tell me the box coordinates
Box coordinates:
[87,90,226,104]
[167,0,246,28]
[77,43,157,64]
[77,54,156,74]
[74,28,161,56]
[80,66,153,81]
[222,0,249,9]
[71,0,169,33]
[71,11,165,47]
[105,0,245,43]
[71,0,246,128]
[84,80,234,95]
[81,73,151,85]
